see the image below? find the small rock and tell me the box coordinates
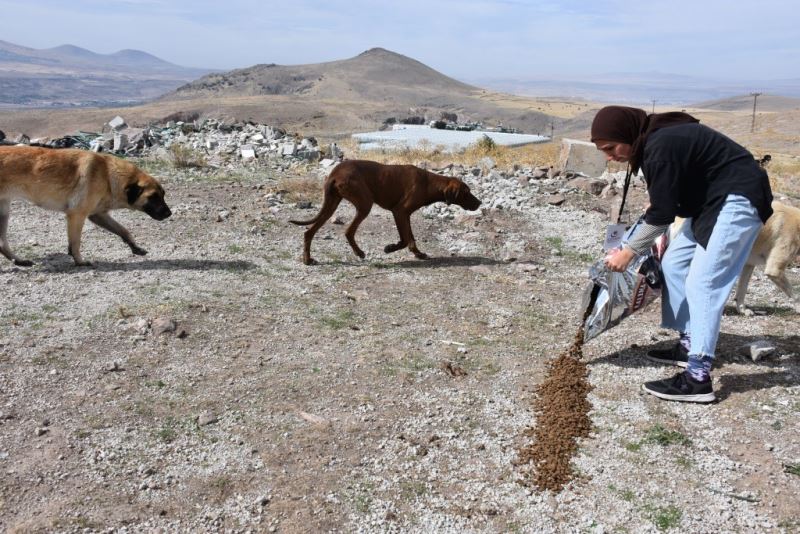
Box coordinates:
[197,412,218,426]
[152,317,177,336]
[104,361,123,373]
[740,340,777,362]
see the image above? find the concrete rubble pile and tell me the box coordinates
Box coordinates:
[419,156,640,223]
[5,115,342,170]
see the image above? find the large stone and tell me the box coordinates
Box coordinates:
[566,177,608,195]
[240,144,256,160]
[558,138,607,177]
[113,133,129,152]
[108,115,127,131]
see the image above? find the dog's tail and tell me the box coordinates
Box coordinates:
[289,179,339,226]
[289,214,318,226]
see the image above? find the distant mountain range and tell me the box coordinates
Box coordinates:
[3,38,799,114]
[2,42,799,144]
[468,72,800,108]
[0,40,213,107]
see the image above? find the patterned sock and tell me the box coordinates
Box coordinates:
[686,355,713,382]
[679,332,691,352]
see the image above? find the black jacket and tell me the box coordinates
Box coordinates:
[642,123,773,248]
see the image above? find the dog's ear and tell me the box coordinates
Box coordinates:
[444,183,460,205]
[125,183,143,205]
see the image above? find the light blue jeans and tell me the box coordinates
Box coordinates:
[660,194,763,358]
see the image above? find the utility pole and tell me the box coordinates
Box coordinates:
[750,92,762,133]
[651,99,656,113]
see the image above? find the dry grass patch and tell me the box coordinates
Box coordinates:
[275,175,323,202]
[169,143,207,169]
[759,154,800,198]
[343,137,561,170]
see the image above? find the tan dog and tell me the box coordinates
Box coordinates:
[734,201,800,314]
[290,160,481,265]
[670,201,800,313]
[0,146,171,266]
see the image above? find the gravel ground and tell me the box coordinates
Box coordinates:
[1,160,798,533]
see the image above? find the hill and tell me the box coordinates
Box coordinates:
[159,47,558,136]
[691,93,800,112]
[0,39,213,107]
[169,47,476,101]
[0,48,563,140]
[472,72,800,105]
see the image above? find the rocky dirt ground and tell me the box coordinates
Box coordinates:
[1,160,798,533]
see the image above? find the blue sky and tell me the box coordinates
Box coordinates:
[1,0,798,82]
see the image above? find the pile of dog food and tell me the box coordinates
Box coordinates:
[517,313,594,491]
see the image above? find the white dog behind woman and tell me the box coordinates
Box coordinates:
[591,106,773,403]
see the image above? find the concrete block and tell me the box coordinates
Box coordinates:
[108,115,127,131]
[240,144,256,160]
[558,138,607,177]
[113,133,129,152]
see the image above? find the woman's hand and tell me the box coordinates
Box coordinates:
[604,246,636,272]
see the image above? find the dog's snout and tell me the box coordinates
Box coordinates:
[145,198,172,220]
[156,206,172,220]
[464,194,482,211]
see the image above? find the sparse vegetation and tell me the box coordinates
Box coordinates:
[644,504,683,531]
[169,143,207,169]
[643,424,692,447]
[784,463,800,476]
[319,309,357,330]
[474,134,498,154]
[342,135,560,169]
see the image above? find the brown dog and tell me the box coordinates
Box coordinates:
[290,160,482,265]
[0,146,171,266]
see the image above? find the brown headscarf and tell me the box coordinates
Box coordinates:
[590,105,699,173]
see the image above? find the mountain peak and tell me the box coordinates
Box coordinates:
[358,47,400,58]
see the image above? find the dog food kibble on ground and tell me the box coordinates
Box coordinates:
[517,314,593,491]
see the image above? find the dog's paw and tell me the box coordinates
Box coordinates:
[736,305,754,316]
[303,258,319,266]
[131,246,148,256]
[13,259,34,267]
[74,260,94,268]
[414,252,429,260]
